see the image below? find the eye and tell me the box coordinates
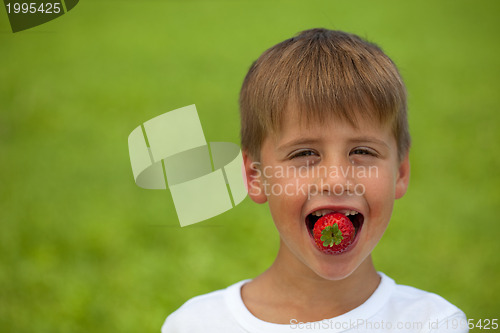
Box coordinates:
[350,147,378,157]
[288,149,319,159]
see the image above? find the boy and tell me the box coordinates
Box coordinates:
[162,28,467,332]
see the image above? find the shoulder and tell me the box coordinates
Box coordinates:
[378,273,468,332]
[388,277,464,317]
[161,280,249,333]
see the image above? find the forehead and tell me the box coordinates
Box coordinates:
[269,105,395,146]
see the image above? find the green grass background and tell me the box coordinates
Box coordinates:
[1,0,499,332]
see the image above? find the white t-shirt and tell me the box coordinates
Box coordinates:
[162,273,468,332]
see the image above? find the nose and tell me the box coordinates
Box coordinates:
[315,154,355,196]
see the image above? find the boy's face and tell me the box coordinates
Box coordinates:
[244,107,410,281]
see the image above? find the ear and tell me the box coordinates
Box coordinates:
[395,152,410,199]
[242,151,267,204]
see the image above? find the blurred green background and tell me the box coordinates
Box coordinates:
[1,0,499,332]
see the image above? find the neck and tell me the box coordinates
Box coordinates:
[242,241,380,323]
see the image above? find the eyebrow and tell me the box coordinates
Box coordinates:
[276,138,322,151]
[347,136,390,149]
[277,136,390,151]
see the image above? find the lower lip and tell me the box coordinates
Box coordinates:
[308,223,363,255]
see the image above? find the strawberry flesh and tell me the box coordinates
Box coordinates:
[312,212,356,254]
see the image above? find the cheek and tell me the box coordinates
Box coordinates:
[362,171,396,217]
[264,176,309,229]
[264,170,310,200]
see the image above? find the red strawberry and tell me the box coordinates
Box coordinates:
[313,212,355,254]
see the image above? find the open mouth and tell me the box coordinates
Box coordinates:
[305,209,364,239]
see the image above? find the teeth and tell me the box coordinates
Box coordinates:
[311,209,334,216]
[311,209,359,217]
[345,210,359,216]
[312,209,331,216]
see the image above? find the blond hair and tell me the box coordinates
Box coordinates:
[239,28,410,161]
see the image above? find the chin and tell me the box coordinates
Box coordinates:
[312,260,360,281]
